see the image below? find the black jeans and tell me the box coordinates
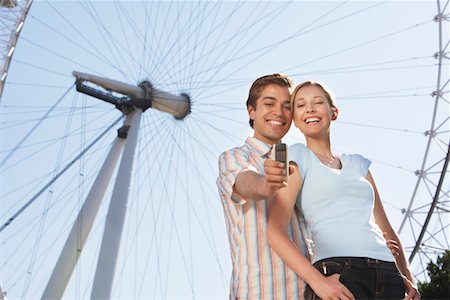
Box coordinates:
[305,257,405,300]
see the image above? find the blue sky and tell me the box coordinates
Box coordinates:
[0,1,448,299]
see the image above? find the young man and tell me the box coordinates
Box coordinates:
[216,74,305,299]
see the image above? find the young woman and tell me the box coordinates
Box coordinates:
[267,81,420,300]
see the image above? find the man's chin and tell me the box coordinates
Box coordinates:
[266,134,285,143]
[270,130,289,140]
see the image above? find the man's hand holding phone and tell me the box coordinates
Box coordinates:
[262,143,289,198]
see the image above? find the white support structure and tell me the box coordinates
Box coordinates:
[91,109,142,299]
[72,71,191,119]
[37,71,190,299]
[0,282,5,300]
[41,136,126,299]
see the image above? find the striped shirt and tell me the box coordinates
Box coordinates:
[217,137,306,300]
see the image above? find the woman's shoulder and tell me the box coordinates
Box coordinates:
[288,143,310,164]
[341,153,371,174]
[341,152,369,162]
[289,142,308,153]
[288,143,311,177]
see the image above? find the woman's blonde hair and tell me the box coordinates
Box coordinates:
[291,80,336,110]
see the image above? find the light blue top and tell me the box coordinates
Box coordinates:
[289,143,394,263]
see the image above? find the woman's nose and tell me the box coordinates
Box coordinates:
[306,104,315,113]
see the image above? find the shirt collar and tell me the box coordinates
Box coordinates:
[245,137,273,157]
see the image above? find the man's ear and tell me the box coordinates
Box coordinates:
[248,105,255,121]
[331,106,339,121]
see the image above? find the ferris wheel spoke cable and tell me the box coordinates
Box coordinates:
[155,122,227,227]
[188,1,284,90]
[0,84,73,169]
[296,56,433,76]
[44,0,132,80]
[25,16,115,76]
[0,115,123,233]
[338,121,424,134]
[169,2,290,90]
[111,124,198,298]
[180,1,222,90]
[182,122,229,242]
[289,20,434,73]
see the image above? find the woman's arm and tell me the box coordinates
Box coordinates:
[367,171,420,300]
[267,165,355,300]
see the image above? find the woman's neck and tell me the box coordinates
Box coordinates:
[306,137,341,169]
[306,136,332,158]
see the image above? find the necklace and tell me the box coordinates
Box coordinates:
[324,156,336,167]
[317,153,341,169]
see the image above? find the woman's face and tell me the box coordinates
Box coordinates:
[292,84,337,139]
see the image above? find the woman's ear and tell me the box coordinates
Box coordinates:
[293,117,299,128]
[331,106,339,120]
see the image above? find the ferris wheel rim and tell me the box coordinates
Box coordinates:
[398,0,450,264]
[0,0,33,102]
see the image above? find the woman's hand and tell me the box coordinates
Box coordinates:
[402,276,421,300]
[310,274,355,300]
[384,232,400,256]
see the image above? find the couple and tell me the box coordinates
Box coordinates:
[216,74,420,300]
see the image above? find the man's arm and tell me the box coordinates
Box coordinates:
[234,159,287,201]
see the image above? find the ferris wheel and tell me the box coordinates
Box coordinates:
[0,0,32,101]
[0,1,448,299]
[397,0,450,279]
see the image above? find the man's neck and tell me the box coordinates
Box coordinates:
[252,135,280,146]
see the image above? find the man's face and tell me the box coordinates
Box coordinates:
[248,84,292,145]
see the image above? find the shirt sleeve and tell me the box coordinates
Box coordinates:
[289,143,310,178]
[217,148,258,205]
[355,154,371,176]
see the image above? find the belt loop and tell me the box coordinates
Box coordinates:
[346,257,351,268]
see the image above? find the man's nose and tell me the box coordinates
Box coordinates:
[273,103,284,115]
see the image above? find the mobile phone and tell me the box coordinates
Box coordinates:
[270,143,288,178]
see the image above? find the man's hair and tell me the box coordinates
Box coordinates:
[246,73,293,128]
[291,80,336,110]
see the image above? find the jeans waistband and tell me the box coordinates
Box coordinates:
[317,256,397,269]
